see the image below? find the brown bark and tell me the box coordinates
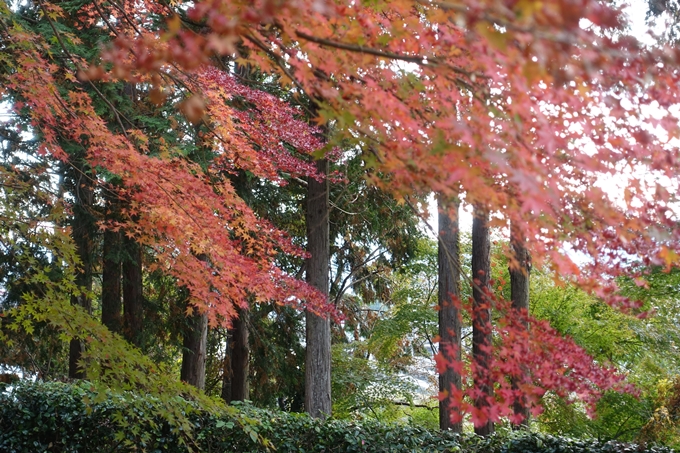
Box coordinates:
[510,221,531,426]
[437,196,462,432]
[101,198,122,334]
[472,208,494,436]
[221,337,232,402]
[222,309,250,402]
[181,309,208,390]
[122,236,143,347]
[305,158,332,419]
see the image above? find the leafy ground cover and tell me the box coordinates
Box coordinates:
[0,381,673,453]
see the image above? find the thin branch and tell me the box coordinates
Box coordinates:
[333,247,386,304]
[329,200,358,216]
[243,32,318,118]
[335,268,384,306]
[106,0,144,37]
[296,30,429,64]
[91,0,120,39]
[295,261,307,280]
[424,329,438,356]
[416,0,577,44]
[36,0,133,136]
[294,30,484,83]
[351,400,436,411]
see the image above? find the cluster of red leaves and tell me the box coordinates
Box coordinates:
[194,67,324,183]
[95,0,680,307]
[436,293,633,427]
[3,15,335,326]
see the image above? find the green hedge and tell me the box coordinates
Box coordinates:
[0,381,674,453]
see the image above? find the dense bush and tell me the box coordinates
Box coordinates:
[0,381,675,453]
[0,380,200,452]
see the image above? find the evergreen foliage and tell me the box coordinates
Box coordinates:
[1,381,674,453]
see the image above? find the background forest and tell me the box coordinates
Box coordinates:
[3,0,680,450]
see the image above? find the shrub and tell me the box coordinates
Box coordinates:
[0,381,674,453]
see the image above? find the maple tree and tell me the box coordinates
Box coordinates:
[10,26,329,312]
[3,0,680,432]
[0,0,339,414]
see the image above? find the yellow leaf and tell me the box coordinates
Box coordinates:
[167,14,181,35]
[522,60,548,85]
[475,23,507,51]
[659,246,678,271]
[149,87,167,106]
[515,0,543,19]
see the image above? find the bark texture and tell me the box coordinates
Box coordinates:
[101,199,122,334]
[181,310,208,390]
[472,208,494,436]
[122,236,144,347]
[437,196,462,432]
[221,340,232,402]
[305,158,331,419]
[510,221,531,426]
[223,309,250,402]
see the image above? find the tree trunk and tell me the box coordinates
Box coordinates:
[472,207,494,436]
[437,195,462,432]
[68,167,94,379]
[101,196,122,334]
[305,158,332,419]
[122,236,143,347]
[222,308,250,402]
[181,310,208,390]
[221,334,232,402]
[510,221,531,426]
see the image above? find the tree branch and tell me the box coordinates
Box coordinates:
[294,29,484,83]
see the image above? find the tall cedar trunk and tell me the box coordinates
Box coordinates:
[68,167,94,379]
[122,236,143,347]
[101,196,122,334]
[223,308,250,402]
[181,310,208,389]
[510,221,531,426]
[182,252,210,390]
[437,196,462,432]
[221,335,232,401]
[102,83,135,338]
[222,169,251,403]
[472,208,494,436]
[305,158,331,419]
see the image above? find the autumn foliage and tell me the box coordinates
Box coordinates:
[2,0,680,428]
